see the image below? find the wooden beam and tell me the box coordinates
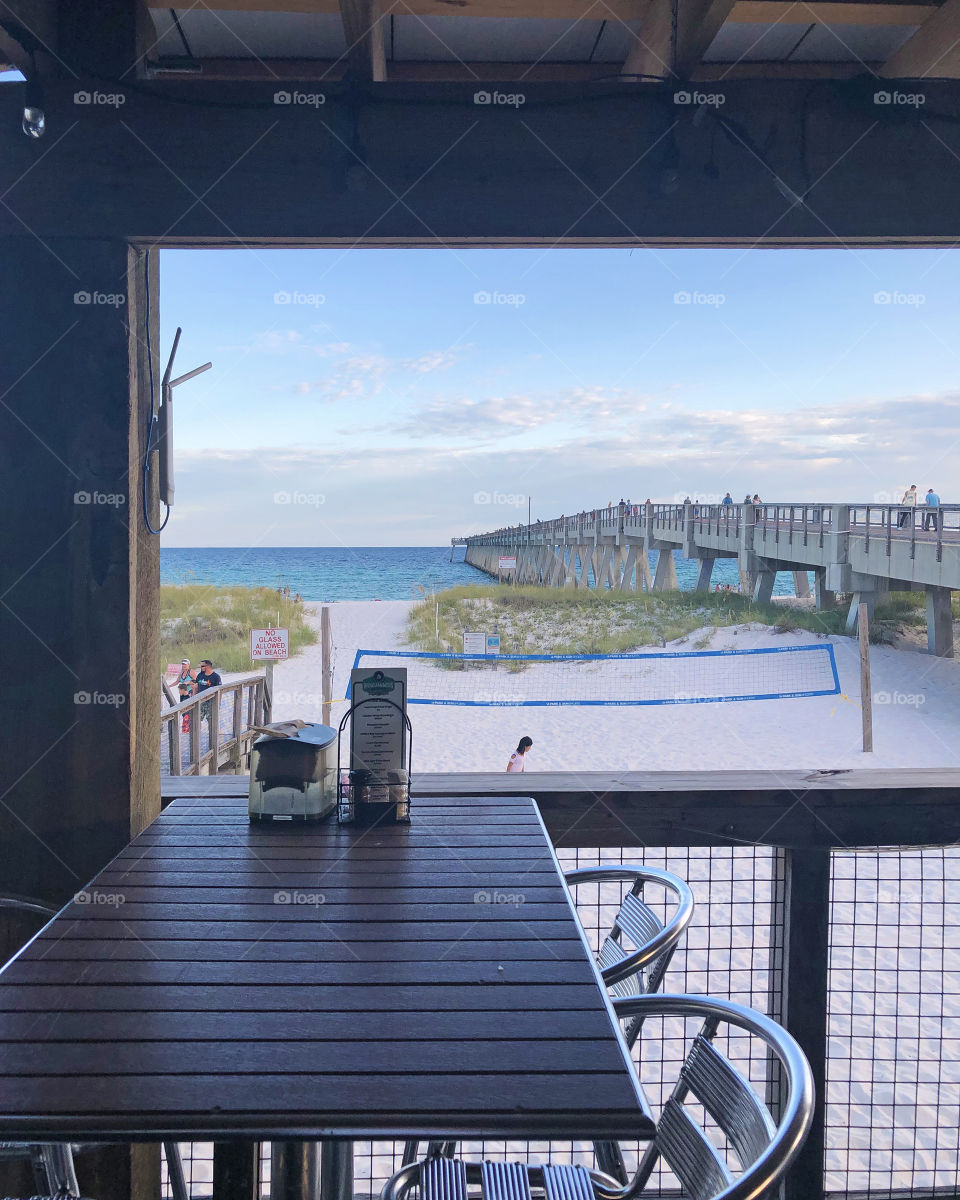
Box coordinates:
[881,0,960,75]
[729,0,936,24]
[5,78,960,247]
[339,0,387,80]
[144,0,648,16]
[143,0,934,18]
[157,56,616,80]
[622,0,737,80]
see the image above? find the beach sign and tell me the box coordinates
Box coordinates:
[250,627,290,660]
[463,631,487,655]
[498,556,517,570]
[463,631,500,655]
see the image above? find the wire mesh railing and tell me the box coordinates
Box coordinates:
[162,843,959,1200]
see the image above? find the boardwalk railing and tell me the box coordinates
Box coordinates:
[160,673,269,776]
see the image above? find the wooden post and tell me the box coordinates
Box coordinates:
[0,237,160,901]
[213,1143,261,1200]
[167,717,181,777]
[233,686,244,770]
[189,700,202,773]
[859,602,873,753]
[780,849,830,1200]
[321,605,333,727]
[209,689,221,774]
[264,660,274,725]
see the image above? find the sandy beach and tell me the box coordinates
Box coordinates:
[269,599,960,770]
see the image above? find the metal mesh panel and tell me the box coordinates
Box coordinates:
[158,846,960,1200]
[826,847,960,1196]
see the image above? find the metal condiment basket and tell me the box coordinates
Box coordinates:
[336,697,413,823]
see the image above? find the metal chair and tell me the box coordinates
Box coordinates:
[401,866,694,1171]
[383,994,814,1200]
[562,866,695,1047]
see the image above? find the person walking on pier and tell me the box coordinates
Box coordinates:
[898,485,918,527]
[722,493,733,506]
[924,487,941,531]
[506,736,533,773]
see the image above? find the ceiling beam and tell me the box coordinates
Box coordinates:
[881,0,960,75]
[728,1,936,24]
[622,0,736,80]
[142,0,935,22]
[145,56,626,80]
[338,0,387,79]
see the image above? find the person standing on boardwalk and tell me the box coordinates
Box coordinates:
[722,493,733,506]
[196,659,222,725]
[178,680,194,733]
[898,485,918,528]
[506,736,533,773]
[924,487,941,531]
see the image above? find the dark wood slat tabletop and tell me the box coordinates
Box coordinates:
[0,794,651,1142]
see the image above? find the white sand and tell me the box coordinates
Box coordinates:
[270,600,960,770]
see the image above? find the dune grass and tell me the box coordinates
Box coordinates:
[405,584,848,659]
[161,584,317,674]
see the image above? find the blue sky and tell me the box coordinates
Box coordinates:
[161,246,960,546]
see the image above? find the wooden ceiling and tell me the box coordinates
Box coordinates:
[2,0,958,83]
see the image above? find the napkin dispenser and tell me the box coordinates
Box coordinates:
[248,722,338,822]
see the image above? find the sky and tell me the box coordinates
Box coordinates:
[160,246,960,546]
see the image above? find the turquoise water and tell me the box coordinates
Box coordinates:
[161,547,809,601]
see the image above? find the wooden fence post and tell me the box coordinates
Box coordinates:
[859,602,873,753]
[781,848,831,1200]
[322,605,332,727]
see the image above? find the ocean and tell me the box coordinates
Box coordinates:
[161,547,809,601]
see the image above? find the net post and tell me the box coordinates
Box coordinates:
[322,605,332,727]
[859,602,873,753]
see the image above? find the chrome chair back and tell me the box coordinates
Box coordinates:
[383,994,814,1200]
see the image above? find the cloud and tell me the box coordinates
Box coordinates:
[290,345,470,404]
[396,386,653,438]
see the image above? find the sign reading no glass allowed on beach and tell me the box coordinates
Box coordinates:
[250,627,290,660]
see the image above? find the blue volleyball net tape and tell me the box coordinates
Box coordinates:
[348,643,841,707]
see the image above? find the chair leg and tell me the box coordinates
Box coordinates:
[164,1141,190,1200]
[593,1141,628,1185]
[400,1140,421,1167]
[38,1142,81,1197]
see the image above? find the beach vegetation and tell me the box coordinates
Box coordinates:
[160,584,317,673]
[405,585,848,658]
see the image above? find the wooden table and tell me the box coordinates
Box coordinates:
[0,793,651,1199]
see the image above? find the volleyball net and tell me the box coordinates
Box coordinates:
[348,644,840,707]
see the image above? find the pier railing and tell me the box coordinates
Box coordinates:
[160,673,268,776]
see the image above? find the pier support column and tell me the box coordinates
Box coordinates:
[695,558,714,592]
[793,571,811,598]
[653,548,678,591]
[926,587,954,658]
[753,569,776,605]
[845,591,876,634]
[639,551,653,591]
[814,568,836,611]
